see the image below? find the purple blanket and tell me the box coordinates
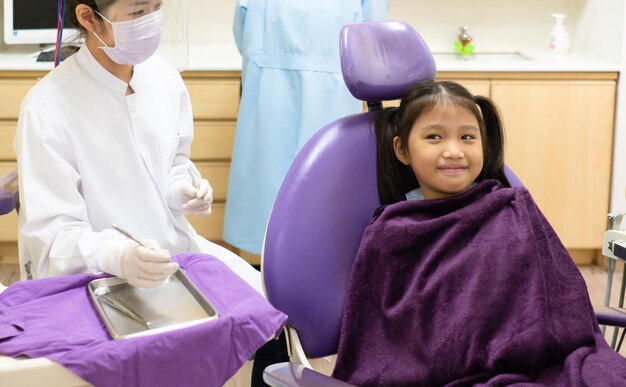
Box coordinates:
[0,254,287,387]
[332,180,626,386]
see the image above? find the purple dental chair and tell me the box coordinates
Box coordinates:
[0,170,18,215]
[260,20,523,386]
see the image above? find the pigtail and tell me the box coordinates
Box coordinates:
[375,107,413,204]
[474,96,510,188]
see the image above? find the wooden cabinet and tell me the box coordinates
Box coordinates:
[443,73,617,260]
[491,78,615,250]
[0,70,242,262]
[181,71,240,246]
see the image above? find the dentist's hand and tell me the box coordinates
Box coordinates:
[171,179,213,216]
[102,239,178,288]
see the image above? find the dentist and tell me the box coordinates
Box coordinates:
[14,0,262,293]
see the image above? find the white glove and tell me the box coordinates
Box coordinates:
[101,239,178,288]
[170,179,213,215]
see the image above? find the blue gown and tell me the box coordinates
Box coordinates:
[224,0,388,254]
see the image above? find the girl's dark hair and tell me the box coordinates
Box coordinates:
[376,80,509,205]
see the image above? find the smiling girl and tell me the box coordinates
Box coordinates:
[375,80,509,203]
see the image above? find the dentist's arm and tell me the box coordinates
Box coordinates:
[165,75,213,216]
[16,104,115,277]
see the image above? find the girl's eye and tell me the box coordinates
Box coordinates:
[426,134,442,140]
[461,134,476,140]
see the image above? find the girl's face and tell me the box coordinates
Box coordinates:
[393,103,483,200]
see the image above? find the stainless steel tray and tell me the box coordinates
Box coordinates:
[88,269,219,339]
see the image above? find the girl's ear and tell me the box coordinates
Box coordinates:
[393,136,410,165]
[75,4,99,32]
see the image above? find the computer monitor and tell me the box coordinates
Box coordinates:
[3,0,80,45]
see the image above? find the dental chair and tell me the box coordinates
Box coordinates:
[0,169,18,291]
[0,169,18,216]
[259,20,523,386]
[596,213,626,351]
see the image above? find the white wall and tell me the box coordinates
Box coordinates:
[610,4,626,215]
[190,0,236,45]
[388,0,583,54]
[1,0,621,60]
[198,0,596,55]
[574,0,624,63]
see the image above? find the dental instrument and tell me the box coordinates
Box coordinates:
[188,166,200,189]
[188,166,211,204]
[111,223,150,248]
[96,289,151,329]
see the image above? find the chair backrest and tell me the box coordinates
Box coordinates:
[261,20,522,360]
[262,20,435,359]
[0,169,18,215]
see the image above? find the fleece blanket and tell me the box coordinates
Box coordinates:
[332,180,626,386]
[0,253,287,387]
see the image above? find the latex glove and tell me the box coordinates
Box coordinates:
[102,239,178,288]
[171,179,213,215]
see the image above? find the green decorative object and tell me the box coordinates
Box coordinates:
[454,41,475,56]
[455,26,474,56]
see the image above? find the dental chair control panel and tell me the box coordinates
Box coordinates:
[603,213,625,262]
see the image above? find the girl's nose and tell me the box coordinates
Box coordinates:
[442,142,464,159]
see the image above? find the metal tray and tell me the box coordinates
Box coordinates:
[88,269,219,339]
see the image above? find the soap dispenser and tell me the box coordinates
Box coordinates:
[549,13,570,54]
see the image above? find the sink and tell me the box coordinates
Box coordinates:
[432,52,531,62]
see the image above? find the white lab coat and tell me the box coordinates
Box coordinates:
[14,46,262,294]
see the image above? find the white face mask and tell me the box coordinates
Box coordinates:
[94,9,163,65]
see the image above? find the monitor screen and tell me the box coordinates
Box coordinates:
[4,0,80,45]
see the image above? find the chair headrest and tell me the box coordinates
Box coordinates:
[340,20,437,102]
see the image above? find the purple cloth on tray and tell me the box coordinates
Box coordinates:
[0,253,287,387]
[332,179,626,386]
[0,188,16,215]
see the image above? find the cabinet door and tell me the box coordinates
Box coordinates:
[491,80,615,248]
[0,79,37,119]
[191,121,235,160]
[185,79,240,120]
[0,121,17,161]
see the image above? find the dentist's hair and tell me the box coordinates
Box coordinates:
[375,80,509,205]
[68,0,116,32]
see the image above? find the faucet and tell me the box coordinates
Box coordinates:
[455,26,474,56]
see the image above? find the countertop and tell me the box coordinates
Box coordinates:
[0,43,621,73]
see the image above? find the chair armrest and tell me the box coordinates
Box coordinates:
[595,305,626,327]
[263,362,355,387]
